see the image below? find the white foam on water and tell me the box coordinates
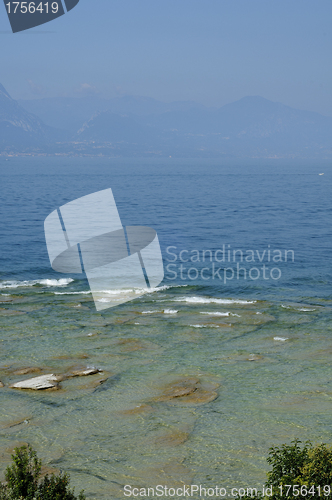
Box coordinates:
[39,278,74,287]
[200,311,230,316]
[141,310,161,314]
[164,309,178,314]
[0,278,74,289]
[97,297,123,303]
[273,336,289,341]
[101,289,140,295]
[175,296,256,305]
[281,304,316,312]
[189,324,220,328]
[58,285,171,297]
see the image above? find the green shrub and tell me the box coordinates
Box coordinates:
[0,445,86,500]
[5,445,40,500]
[35,472,86,500]
[267,440,332,499]
[238,440,332,500]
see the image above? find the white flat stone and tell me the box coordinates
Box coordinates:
[69,368,101,377]
[10,374,59,390]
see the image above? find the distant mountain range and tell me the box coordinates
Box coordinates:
[0,83,72,154]
[0,83,331,158]
[0,83,53,151]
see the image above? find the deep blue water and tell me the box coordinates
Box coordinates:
[1,157,332,302]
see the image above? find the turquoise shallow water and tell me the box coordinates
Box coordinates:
[1,282,332,498]
[1,158,332,498]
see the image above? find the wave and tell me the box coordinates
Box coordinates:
[281,304,316,312]
[200,311,230,316]
[55,285,174,297]
[174,296,256,305]
[97,297,123,303]
[0,278,74,289]
[141,309,178,314]
[189,324,220,328]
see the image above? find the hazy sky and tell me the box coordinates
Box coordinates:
[1,0,331,115]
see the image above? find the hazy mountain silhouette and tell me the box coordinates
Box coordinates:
[18,95,109,134]
[4,85,332,158]
[19,95,205,133]
[77,111,158,144]
[73,96,332,157]
[0,83,64,151]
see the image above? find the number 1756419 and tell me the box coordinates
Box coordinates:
[5,2,59,14]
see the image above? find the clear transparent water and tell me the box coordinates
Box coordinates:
[1,157,332,498]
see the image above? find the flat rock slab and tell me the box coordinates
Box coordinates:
[10,374,59,390]
[153,376,219,405]
[68,368,102,377]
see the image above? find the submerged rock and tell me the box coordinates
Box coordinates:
[156,377,199,400]
[9,366,105,391]
[247,354,263,361]
[13,367,42,376]
[76,376,108,390]
[132,459,193,489]
[153,376,219,405]
[0,308,25,315]
[2,418,30,429]
[0,381,4,388]
[10,374,59,390]
[154,429,189,447]
[117,338,146,351]
[120,403,154,415]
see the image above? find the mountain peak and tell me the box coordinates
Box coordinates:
[237,95,273,103]
[0,83,12,100]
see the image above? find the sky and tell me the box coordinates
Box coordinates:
[1,0,332,116]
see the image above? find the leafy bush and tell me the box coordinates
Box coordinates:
[5,445,41,500]
[0,445,86,500]
[35,473,86,500]
[267,440,332,499]
[238,440,332,499]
